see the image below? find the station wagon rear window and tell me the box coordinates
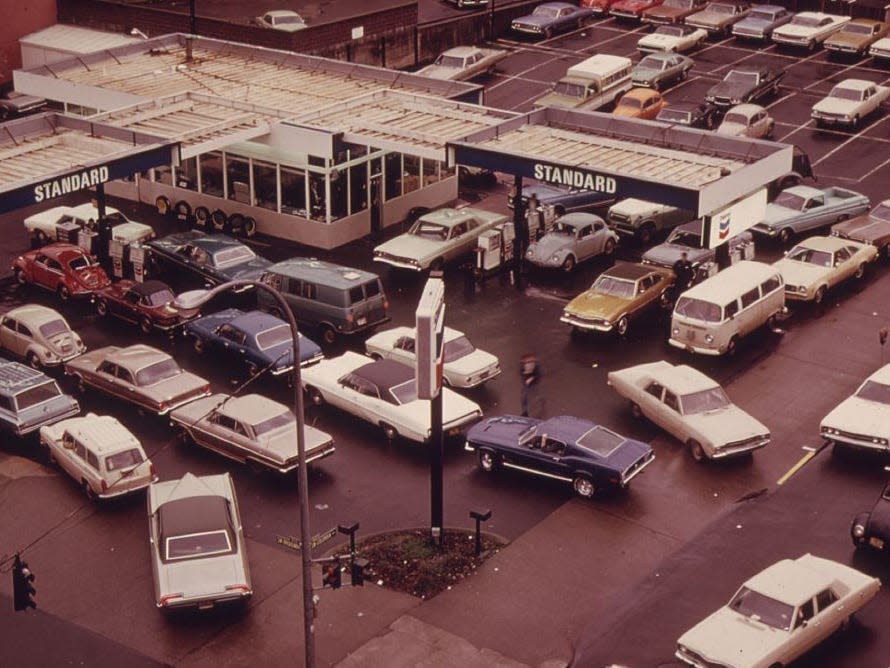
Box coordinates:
[105,448,144,471]
[256,325,291,350]
[166,530,233,561]
[675,297,722,322]
[856,380,890,404]
[136,358,181,385]
[39,319,69,337]
[14,380,62,410]
[577,425,626,456]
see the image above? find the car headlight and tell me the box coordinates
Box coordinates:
[798,286,807,294]
[705,95,715,102]
[704,334,714,343]
[730,97,742,105]
[853,524,866,538]
[672,326,680,335]
[526,248,535,257]
[551,253,563,262]
[45,351,58,361]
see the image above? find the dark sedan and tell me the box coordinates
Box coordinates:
[508,183,617,216]
[655,101,719,128]
[511,2,595,39]
[704,65,783,108]
[465,414,654,498]
[94,279,194,335]
[145,231,271,289]
[852,481,890,553]
[186,308,323,379]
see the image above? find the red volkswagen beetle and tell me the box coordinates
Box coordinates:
[12,243,110,302]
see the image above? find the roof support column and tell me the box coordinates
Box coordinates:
[512,174,526,289]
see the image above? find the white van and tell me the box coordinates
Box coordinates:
[669,260,785,356]
[534,54,632,111]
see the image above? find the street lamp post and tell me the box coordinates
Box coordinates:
[175,279,315,668]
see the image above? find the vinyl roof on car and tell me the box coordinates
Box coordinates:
[353,358,414,389]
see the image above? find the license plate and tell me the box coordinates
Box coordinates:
[869,536,885,549]
[357,317,367,326]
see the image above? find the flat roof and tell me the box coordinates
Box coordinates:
[20,24,142,54]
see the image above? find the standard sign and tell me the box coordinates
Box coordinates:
[532,163,617,194]
[33,166,110,203]
[275,527,338,552]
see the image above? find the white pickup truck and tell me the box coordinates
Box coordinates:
[811,78,890,128]
[606,198,693,244]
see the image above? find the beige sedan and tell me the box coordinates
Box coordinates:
[773,235,878,303]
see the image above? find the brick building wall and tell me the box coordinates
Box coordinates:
[0,0,55,86]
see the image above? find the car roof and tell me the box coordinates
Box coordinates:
[725,103,766,117]
[622,87,660,101]
[0,360,53,393]
[538,415,599,443]
[603,262,667,281]
[749,4,786,13]
[220,393,289,424]
[640,52,680,61]
[442,46,482,57]
[66,202,120,218]
[60,414,140,454]
[353,358,414,389]
[129,280,172,296]
[419,207,487,228]
[539,2,578,8]
[266,9,302,17]
[782,185,823,199]
[834,78,875,91]
[230,310,287,336]
[792,235,856,252]
[867,363,890,384]
[5,304,66,326]
[554,212,604,227]
[680,261,778,303]
[267,258,379,288]
[106,344,170,370]
[846,18,883,27]
[645,362,719,394]
[35,243,89,261]
[744,557,833,606]
[158,493,231,540]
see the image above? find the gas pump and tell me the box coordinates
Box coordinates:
[474,222,516,278]
[130,243,146,283]
[109,239,126,279]
[77,227,99,255]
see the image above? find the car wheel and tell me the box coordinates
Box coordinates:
[852,115,860,129]
[572,475,596,499]
[658,289,673,309]
[155,195,172,216]
[604,238,616,256]
[306,386,324,406]
[174,200,192,224]
[320,325,337,345]
[478,449,499,473]
[192,337,205,354]
[139,316,153,335]
[688,439,706,462]
[638,223,655,245]
[247,459,266,475]
[854,263,866,280]
[616,316,629,337]
[26,352,41,370]
[174,427,192,445]
[554,205,566,217]
[95,299,108,317]
[35,230,49,246]
[243,216,257,238]
[82,480,98,502]
[813,285,827,304]
[368,352,382,361]
[562,255,576,272]
[228,213,245,236]
[195,206,211,229]
[43,443,56,466]
[543,27,552,39]
[57,284,70,302]
[726,335,738,356]
[680,68,688,81]
[778,227,793,245]
[211,209,227,231]
[381,422,399,441]
[807,40,816,52]
[630,401,643,419]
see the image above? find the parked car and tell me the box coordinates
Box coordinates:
[772,12,850,50]
[0,90,46,121]
[870,35,890,60]
[0,304,85,369]
[613,88,666,119]
[705,65,783,108]
[610,0,666,22]
[751,185,871,244]
[642,220,753,270]
[731,4,793,40]
[465,414,655,498]
[373,207,505,272]
[715,103,774,138]
[655,100,719,128]
[561,262,675,335]
[608,198,694,243]
[642,0,707,25]
[365,326,500,389]
[608,360,770,460]
[93,279,192,335]
[525,213,618,270]
[65,344,211,415]
[24,203,154,248]
[637,24,708,53]
[811,78,890,129]
[821,363,890,454]
[417,46,507,81]
[445,0,489,7]
[0,360,80,436]
[147,472,252,611]
[255,10,307,31]
[170,393,335,474]
[831,199,890,258]
[186,308,323,378]
[582,0,624,14]
[632,53,694,90]
[508,183,617,216]
[145,231,272,288]
[676,555,881,667]
[40,413,156,500]
[773,235,877,304]
[511,2,595,38]
[685,0,751,36]
[851,480,890,552]
[13,243,110,302]
[824,18,889,57]
[301,352,483,443]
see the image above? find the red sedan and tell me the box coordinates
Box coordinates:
[12,243,110,302]
[581,0,624,15]
[611,0,665,20]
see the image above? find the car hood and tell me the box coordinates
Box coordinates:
[826,33,865,46]
[633,66,664,81]
[415,65,461,80]
[762,203,802,226]
[639,33,678,47]
[468,415,539,447]
[716,121,747,136]
[678,607,787,667]
[447,349,500,376]
[157,553,247,600]
[775,24,820,37]
[528,234,575,258]
[375,234,443,261]
[736,17,772,29]
[813,97,859,114]
[514,16,550,27]
[141,373,208,404]
[684,406,769,447]
[218,257,273,282]
[708,81,745,98]
[643,243,708,267]
[565,291,629,319]
[773,258,830,286]
[688,10,727,25]
[822,397,890,437]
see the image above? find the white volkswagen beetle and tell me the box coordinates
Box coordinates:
[716,103,775,138]
[0,304,85,369]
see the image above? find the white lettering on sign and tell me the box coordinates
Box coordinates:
[33,166,111,203]
[532,163,617,193]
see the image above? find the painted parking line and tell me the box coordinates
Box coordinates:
[777,442,830,486]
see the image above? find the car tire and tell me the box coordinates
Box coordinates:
[228,213,246,236]
[306,386,324,406]
[320,325,337,345]
[192,337,205,354]
[807,40,816,51]
[26,352,41,370]
[813,285,827,304]
[174,427,192,445]
[95,299,109,317]
[726,335,738,356]
[854,263,866,280]
[35,230,49,246]
[211,209,227,231]
[562,255,576,272]
[638,223,655,245]
[82,480,98,502]
[604,238,616,256]
[195,206,211,229]
[57,284,70,302]
[554,205,566,217]
[381,422,399,441]
[155,195,172,216]
[616,316,629,337]
[688,439,706,462]
[852,115,860,129]
[139,316,153,335]
[243,216,258,238]
[174,200,192,224]
[478,449,499,473]
[630,401,643,419]
[572,475,596,499]
[778,227,793,244]
[680,68,688,81]
[368,352,383,361]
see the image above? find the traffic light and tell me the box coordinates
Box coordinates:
[322,558,341,589]
[12,554,36,612]
[351,557,368,587]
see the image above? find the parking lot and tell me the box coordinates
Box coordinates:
[3,10,890,667]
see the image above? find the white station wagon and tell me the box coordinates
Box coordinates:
[0,304,85,369]
[40,413,156,500]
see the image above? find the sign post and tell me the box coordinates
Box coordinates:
[416,275,445,547]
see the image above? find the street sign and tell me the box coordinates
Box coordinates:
[275,527,338,552]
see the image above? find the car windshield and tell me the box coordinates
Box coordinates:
[725,70,757,84]
[252,411,294,436]
[856,380,890,404]
[135,358,181,385]
[533,6,559,17]
[213,246,256,268]
[443,335,475,362]
[668,229,702,247]
[664,0,693,8]
[435,55,465,68]
[722,112,749,124]
[843,23,872,34]
[791,15,820,27]
[639,56,667,70]
[165,530,233,561]
[274,14,303,25]
[256,325,291,350]
[681,386,731,414]
[749,9,777,20]
[68,255,95,271]
[707,3,735,14]
[104,212,130,225]
[657,109,692,123]
[773,191,806,211]
[146,289,175,306]
[728,586,795,631]
[39,319,70,337]
[577,425,626,456]
[675,297,722,322]
[390,378,419,405]
[786,246,833,266]
[829,86,864,101]
[553,81,586,97]
[408,220,449,241]
[14,380,62,410]
[105,448,144,471]
[656,25,684,36]
[872,203,890,223]
[591,275,635,298]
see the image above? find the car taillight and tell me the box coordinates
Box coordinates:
[100,479,107,492]
[225,584,251,594]
[201,385,210,394]
[159,593,183,607]
[150,463,156,477]
[346,313,354,323]
[158,401,167,412]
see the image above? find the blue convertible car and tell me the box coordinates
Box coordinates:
[511,2,595,39]
[465,414,654,498]
[186,308,323,379]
